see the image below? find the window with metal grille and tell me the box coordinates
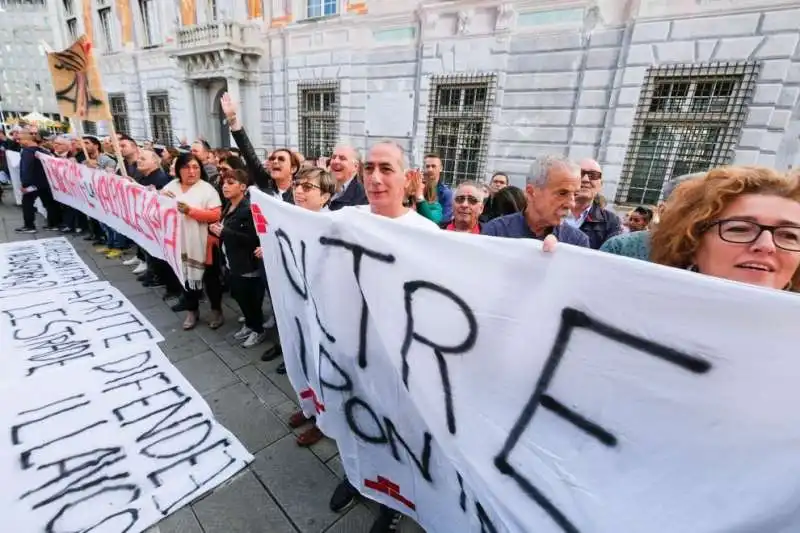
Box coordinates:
[62,0,73,16]
[298,81,339,160]
[98,6,114,53]
[307,0,337,18]
[616,62,759,205]
[147,92,173,146]
[208,0,218,20]
[138,0,159,46]
[108,94,130,136]
[424,74,497,187]
[82,121,97,135]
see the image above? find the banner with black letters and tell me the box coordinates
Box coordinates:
[251,188,800,533]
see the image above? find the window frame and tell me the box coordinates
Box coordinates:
[147,91,173,147]
[138,0,159,47]
[108,93,130,136]
[424,73,497,187]
[615,61,760,206]
[305,0,339,19]
[297,81,340,161]
[98,5,115,53]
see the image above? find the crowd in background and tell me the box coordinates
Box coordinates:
[1,90,799,532]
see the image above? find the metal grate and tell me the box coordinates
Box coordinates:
[147,92,173,146]
[424,73,497,187]
[82,121,97,135]
[297,81,339,160]
[615,62,760,205]
[66,18,78,41]
[108,94,130,136]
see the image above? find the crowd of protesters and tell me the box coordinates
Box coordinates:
[2,90,799,532]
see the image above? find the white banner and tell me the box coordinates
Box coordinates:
[0,278,253,533]
[36,153,185,286]
[251,189,800,533]
[0,237,97,298]
[6,150,47,215]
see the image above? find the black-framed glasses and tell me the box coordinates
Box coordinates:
[292,181,321,193]
[581,169,602,181]
[708,219,800,252]
[454,195,480,206]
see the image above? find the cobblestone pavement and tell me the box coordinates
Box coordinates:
[0,199,425,533]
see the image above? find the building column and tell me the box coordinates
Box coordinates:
[225,76,241,145]
[183,78,198,143]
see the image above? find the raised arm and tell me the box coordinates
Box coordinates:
[221,92,277,194]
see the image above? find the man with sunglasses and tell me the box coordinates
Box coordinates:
[446,181,485,233]
[565,159,622,249]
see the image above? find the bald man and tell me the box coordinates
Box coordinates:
[563,158,621,249]
[328,144,367,211]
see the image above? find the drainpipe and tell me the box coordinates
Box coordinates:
[282,28,291,149]
[408,7,425,167]
[597,0,636,165]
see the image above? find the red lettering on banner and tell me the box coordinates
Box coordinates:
[160,206,181,276]
[111,178,129,223]
[364,476,416,510]
[95,174,114,215]
[251,204,268,234]
[130,188,156,241]
[299,388,325,414]
[44,158,70,194]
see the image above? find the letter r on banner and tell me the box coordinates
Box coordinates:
[494,308,712,533]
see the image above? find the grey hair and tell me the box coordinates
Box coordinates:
[662,171,705,201]
[526,154,580,187]
[334,143,362,163]
[371,140,409,171]
[456,180,486,202]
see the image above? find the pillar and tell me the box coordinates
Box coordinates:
[182,78,198,142]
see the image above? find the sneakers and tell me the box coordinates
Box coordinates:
[263,314,277,329]
[329,478,359,513]
[243,330,267,348]
[132,262,148,275]
[14,226,37,234]
[105,249,124,259]
[95,246,109,254]
[142,277,165,288]
[369,507,402,533]
[123,257,141,266]
[261,343,283,362]
[43,226,59,231]
[233,325,253,341]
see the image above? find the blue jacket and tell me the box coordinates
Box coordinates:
[437,182,453,222]
[481,212,590,247]
[20,146,49,190]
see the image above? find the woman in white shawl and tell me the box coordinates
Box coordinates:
[162,153,225,330]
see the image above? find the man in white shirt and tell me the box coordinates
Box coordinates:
[355,141,436,229]
[331,140,433,533]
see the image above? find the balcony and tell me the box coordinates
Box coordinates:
[175,20,262,55]
[172,20,262,81]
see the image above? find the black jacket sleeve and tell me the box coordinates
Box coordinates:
[231,128,276,195]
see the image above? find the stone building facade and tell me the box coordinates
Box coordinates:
[3,0,799,203]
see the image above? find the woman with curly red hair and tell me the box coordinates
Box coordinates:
[651,166,800,293]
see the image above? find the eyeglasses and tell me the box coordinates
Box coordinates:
[454,195,480,206]
[581,169,602,181]
[708,219,800,252]
[268,154,287,162]
[292,181,321,193]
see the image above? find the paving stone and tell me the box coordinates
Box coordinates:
[326,455,345,479]
[206,382,289,452]
[111,278,153,297]
[212,340,251,370]
[236,364,293,407]
[159,329,209,363]
[192,471,296,533]
[149,507,204,533]
[174,350,238,395]
[274,399,302,424]
[308,434,339,463]
[324,504,377,533]
[126,292,167,311]
[251,434,342,533]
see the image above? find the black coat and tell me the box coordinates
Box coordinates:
[140,168,171,190]
[231,128,293,203]
[219,196,262,276]
[20,146,49,189]
[329,177,368,211]
[580,201,623,250]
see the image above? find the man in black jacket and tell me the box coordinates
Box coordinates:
[15,128,60,233]
[565,159,622,249]
[328,145,368,210]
